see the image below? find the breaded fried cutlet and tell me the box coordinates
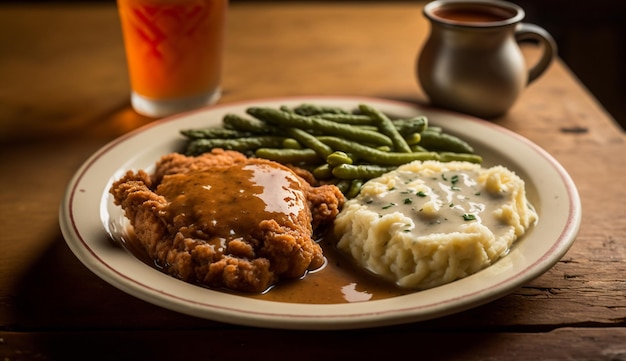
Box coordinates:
[110,149,344,293]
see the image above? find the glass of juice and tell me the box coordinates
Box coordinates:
[117,0,228,117]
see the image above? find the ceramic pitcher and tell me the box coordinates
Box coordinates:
[417,0,557,119]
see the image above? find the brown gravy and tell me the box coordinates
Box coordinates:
[157,162,306,250]
[247,234,409,303]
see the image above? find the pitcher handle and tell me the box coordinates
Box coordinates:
[515,23,558,84]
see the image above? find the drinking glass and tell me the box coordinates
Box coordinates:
[117,0,228,117]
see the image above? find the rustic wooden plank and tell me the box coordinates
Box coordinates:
[2,328,625,360]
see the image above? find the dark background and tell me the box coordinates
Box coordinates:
[4,0,625,129]
[515,0,626,130]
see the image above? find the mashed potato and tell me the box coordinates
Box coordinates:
[333,160,538,290]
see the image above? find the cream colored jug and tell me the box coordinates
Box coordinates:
[417,0,557,119]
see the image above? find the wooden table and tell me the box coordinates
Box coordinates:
[1,2,624,359]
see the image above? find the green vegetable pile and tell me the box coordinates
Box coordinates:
[181,103,482,198]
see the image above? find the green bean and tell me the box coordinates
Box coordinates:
[346,179,364,198]
[318,136,440,166]
[332,164,398,179]
[313,163,333,180]
[180,128,253,140]
[286,127,334,158]
[410,144,428,153]
[335,179,352,195]
[317,113,374,125]
[358,104,412,153]
[354,125,379,132]
[292,103,350,116]
[424,126,442,133]
[255,148,321,164]
[282,138,302,149]
[326,151,353,167]
[418,131,475,154]
[439,152,483,164]
[223,113,282,135]
[246,107,393,147]
[185,136,286,155]
[393,116,428,136]
[405,133,421,145]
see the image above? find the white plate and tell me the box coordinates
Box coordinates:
[59,96,581,330]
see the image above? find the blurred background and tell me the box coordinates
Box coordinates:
[2,0,624,129]
[516,0,626,129]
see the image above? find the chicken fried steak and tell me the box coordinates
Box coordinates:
[110,149,344,293]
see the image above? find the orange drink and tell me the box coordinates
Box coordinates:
[117,0,227,117]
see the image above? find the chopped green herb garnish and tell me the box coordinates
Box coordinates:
[382,203,396,210]
[451,186,461,191]
[416,191,427,197]
[404,198,413,204]
[451,175,459,184]
[463,213,477,221]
